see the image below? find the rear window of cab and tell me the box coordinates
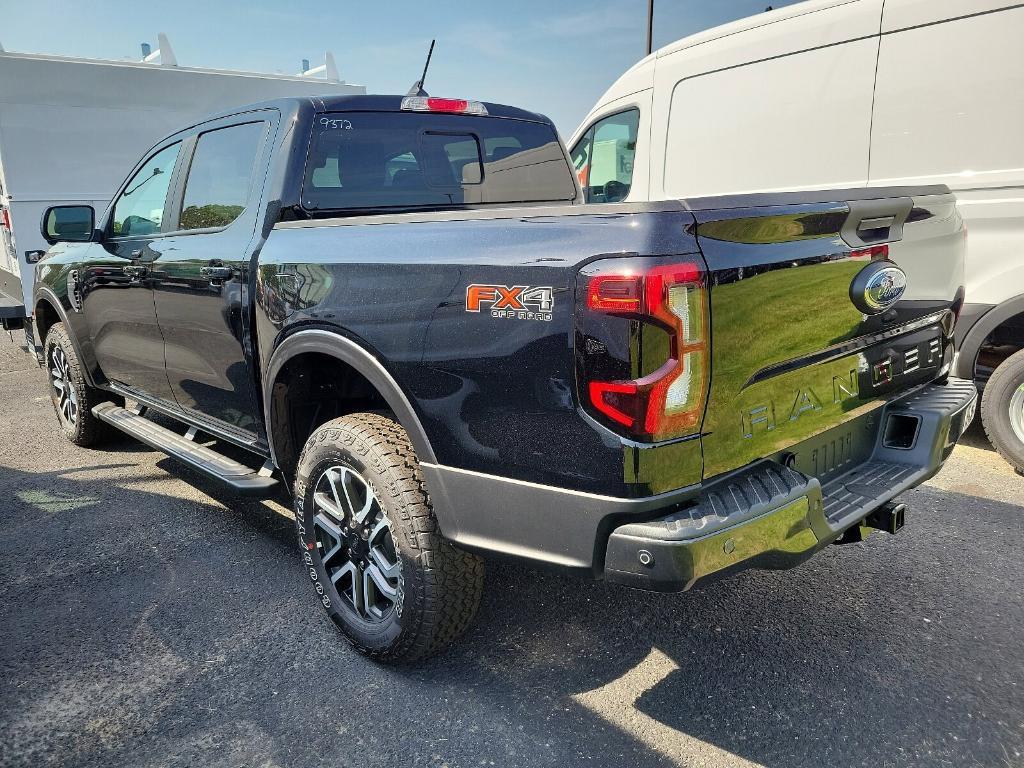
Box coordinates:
[301,111,577,213]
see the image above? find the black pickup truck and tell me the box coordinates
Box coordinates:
[31,94,976,661]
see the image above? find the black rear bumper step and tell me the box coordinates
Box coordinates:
[604,377,977,592]
[92,402,278,497]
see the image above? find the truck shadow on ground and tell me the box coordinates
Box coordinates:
[0,462,1020,768]
[422,481,1024,768]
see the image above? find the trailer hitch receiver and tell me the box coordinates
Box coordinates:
[865,501,906,535]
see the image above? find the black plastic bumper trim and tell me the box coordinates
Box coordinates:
[0,266,26,319]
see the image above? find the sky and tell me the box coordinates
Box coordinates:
[0,0,801,135]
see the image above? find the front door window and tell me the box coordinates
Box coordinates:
[111,143,180,237]
[570,110,639,203]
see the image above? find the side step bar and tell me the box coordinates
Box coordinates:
[92,402,279,497]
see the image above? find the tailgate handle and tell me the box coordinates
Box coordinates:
[842,198,913,248]
[857,216,895,235]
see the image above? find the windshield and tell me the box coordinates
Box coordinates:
[301,112,577,213]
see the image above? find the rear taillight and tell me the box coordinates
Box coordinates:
[0,208,10,231]
[587,273,642,312]
[400,96,488,115]
[578,259,708,442]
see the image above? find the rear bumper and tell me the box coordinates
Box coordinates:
[603,377,977,592]
[0,266,27,327]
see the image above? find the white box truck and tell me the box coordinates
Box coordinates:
[0,42,364,331]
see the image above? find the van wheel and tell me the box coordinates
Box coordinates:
[43,322,114,447]
[981,348,1024,475]
[293,412,484,662]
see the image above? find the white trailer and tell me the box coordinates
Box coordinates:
[0,41,365,325]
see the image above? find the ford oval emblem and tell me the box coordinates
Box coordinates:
[850,260,907,314]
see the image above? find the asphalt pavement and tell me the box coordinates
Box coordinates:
[0,334,1021,768]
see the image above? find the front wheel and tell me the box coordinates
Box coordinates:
[293,412,484,662]
[981,348,1024,475]
[43,322,114,447]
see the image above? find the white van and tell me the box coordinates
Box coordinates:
[569,0,1024,474]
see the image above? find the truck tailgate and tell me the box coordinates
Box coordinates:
[689,187,965,480]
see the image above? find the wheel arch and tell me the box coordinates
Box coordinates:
[955,293,1024,380]
[33,292,64,345]
[33,289,99,387]
[263,329,437,480]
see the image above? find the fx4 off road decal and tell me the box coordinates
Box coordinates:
[466,284,554,322]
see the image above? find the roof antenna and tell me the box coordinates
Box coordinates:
[406,39,435,97]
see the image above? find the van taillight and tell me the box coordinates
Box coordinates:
[850,243,888,260]
[578,259,708,442]
[0,208,10,231]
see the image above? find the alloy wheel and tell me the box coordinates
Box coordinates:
[49,345,78,426]
[312,465,403,622]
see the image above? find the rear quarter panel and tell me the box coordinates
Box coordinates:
[256,205,699,495]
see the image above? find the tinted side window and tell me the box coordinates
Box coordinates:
[112,143,180,237]
[574,110,639,203]
[179,122,264,231]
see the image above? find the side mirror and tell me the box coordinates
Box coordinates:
[41,205,95,245]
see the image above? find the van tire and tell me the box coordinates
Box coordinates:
[980,348,1024,475]
[293,412,484,662]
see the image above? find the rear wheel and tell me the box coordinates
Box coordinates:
[43,323,114,447]
[293,412,484,662]
[980,348,1024,475]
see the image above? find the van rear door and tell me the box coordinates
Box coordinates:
[870,1,1024,311]
[650,0,883,199]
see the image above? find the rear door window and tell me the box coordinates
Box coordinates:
[302,112,576,212]
[179,122,265,230]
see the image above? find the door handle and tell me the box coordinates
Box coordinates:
[200,266,234,280]
[122,264,148,278]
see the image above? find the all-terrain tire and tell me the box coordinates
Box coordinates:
[293,412,484,662]
[43,322,116,447]
[980,348,1024,475]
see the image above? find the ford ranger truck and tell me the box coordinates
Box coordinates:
[30,95,975,662]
